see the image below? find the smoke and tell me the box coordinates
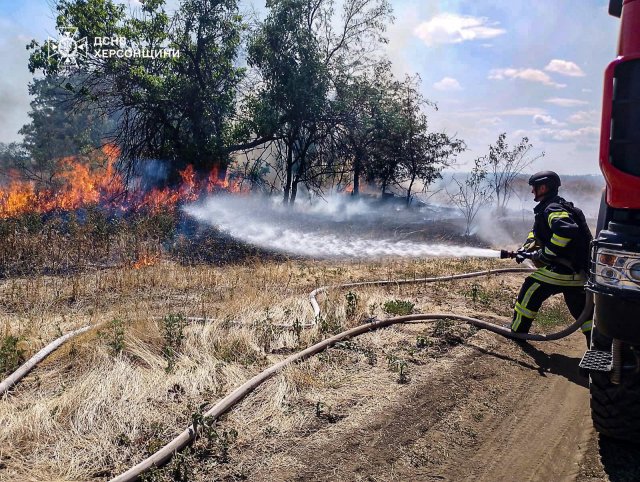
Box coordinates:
[184,194,499,259]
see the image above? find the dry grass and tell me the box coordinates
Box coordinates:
[0,255,525,481]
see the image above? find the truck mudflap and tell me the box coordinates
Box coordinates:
[594,292,640,344]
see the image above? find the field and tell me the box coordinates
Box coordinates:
[0,210,636,482]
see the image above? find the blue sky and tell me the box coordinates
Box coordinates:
[0,0,620,174]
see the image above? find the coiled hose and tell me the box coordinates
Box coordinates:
[0,266,594,481]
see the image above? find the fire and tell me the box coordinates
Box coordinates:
[132,252,159,269]
[0,146,243,219]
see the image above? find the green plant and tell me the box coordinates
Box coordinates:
[383,299,415,316]
[345,290,358,320]
[537,303,571,329]
[432,318,454,338]
[108,319,126,355]
[163,314,187,372]
[255,308,275,352]
[465,281,490,307]
[191,404,238,463]
[396,360,409,384]
[416,335,431,349]
[0,335,25,376]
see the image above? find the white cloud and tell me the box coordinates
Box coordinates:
[544,59,586,77]
[537,126,599,143]
[545,98,590,107]
[478,116,502,126]
[489,68,566,88]
[414,13,506,46]
[433,77,462,91]
[499,107,547,116]
[533,114,565,126]
[569,110,599,124]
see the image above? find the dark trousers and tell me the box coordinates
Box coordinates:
[511,275,593,342]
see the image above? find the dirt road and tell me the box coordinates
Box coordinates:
[248,330,639,481]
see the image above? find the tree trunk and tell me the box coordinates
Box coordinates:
[283,142,293,204]
[352,154,361,196]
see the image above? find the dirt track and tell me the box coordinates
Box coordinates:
[247,330,640,481]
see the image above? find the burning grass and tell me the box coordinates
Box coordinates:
[0,254,538,481]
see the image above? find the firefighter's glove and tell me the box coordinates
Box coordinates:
[530,250,544,263]
[515,248,529,264]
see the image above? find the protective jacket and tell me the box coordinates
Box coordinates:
[522,195,593,287]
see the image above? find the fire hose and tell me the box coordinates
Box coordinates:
[0,264,594,481]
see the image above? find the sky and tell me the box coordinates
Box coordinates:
[0,0,621,175]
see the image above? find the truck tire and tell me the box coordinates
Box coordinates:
[590,327,640,441]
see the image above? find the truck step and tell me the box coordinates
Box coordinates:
[579,350,613,372]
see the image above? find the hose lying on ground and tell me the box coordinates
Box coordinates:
[0,325,95,397]
[110,267,594,482]
[0,264,593,480]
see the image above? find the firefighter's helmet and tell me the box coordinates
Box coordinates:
[528,170,561,190]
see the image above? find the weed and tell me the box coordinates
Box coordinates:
[292,317,303,346]
[345,291,358,320]
[537,302,571,329]
[386,354,409,383]
[432,318,454,338]
[383,299,415,316]
[416,335,432,349]
[465,281,490,307]
[162,314,187,373]
[396,360,409,384]
[255,308,275,352]
[316,314,342,335]
[368,302,378,317]
[191,404,238,463]
[108,319,126,355]
[0,335,25,376]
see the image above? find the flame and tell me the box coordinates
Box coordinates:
[0,146,245,219]
[132,252,159,269]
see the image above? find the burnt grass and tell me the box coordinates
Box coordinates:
[0,207,290,278]
[0,201,499,279]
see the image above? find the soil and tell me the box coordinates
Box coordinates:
[241,331,640,481]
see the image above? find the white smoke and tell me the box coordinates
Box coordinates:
[184,194,499,259]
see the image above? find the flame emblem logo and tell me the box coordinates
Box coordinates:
[47,27,88,68]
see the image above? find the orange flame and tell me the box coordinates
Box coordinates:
[0,146,245,219]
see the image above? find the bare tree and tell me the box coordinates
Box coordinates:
[448,159,492,236]
[485,133,544,214]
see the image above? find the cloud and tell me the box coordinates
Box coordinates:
[533,114,565,126]
[433,77,462,91]
[545,97,590,107]
[478,116,502,126]
[569,110,599,124]
[414,13,506,46]
[489,68,566,88]
[544,59,586,77]
[499,107,547,116]
[537,126,599,143]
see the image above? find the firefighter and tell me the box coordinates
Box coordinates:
[511,170,593,347]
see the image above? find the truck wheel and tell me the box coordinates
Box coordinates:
[590,328,640,441]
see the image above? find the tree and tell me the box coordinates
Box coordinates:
[485,133,544,214]
[448,158,492,236]
[27,0,247,184]
[399,131,465,206]
[17,77,114,185]
[246,0,392,204]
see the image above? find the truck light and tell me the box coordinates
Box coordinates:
[593,248,640,291]
[630,262,640,281]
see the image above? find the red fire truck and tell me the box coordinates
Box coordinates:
[580,0,640,440]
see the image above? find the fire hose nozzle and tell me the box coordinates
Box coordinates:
[500,249,516,259]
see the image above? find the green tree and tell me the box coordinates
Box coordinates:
[18,76,114,185]
[27,0,247,184]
